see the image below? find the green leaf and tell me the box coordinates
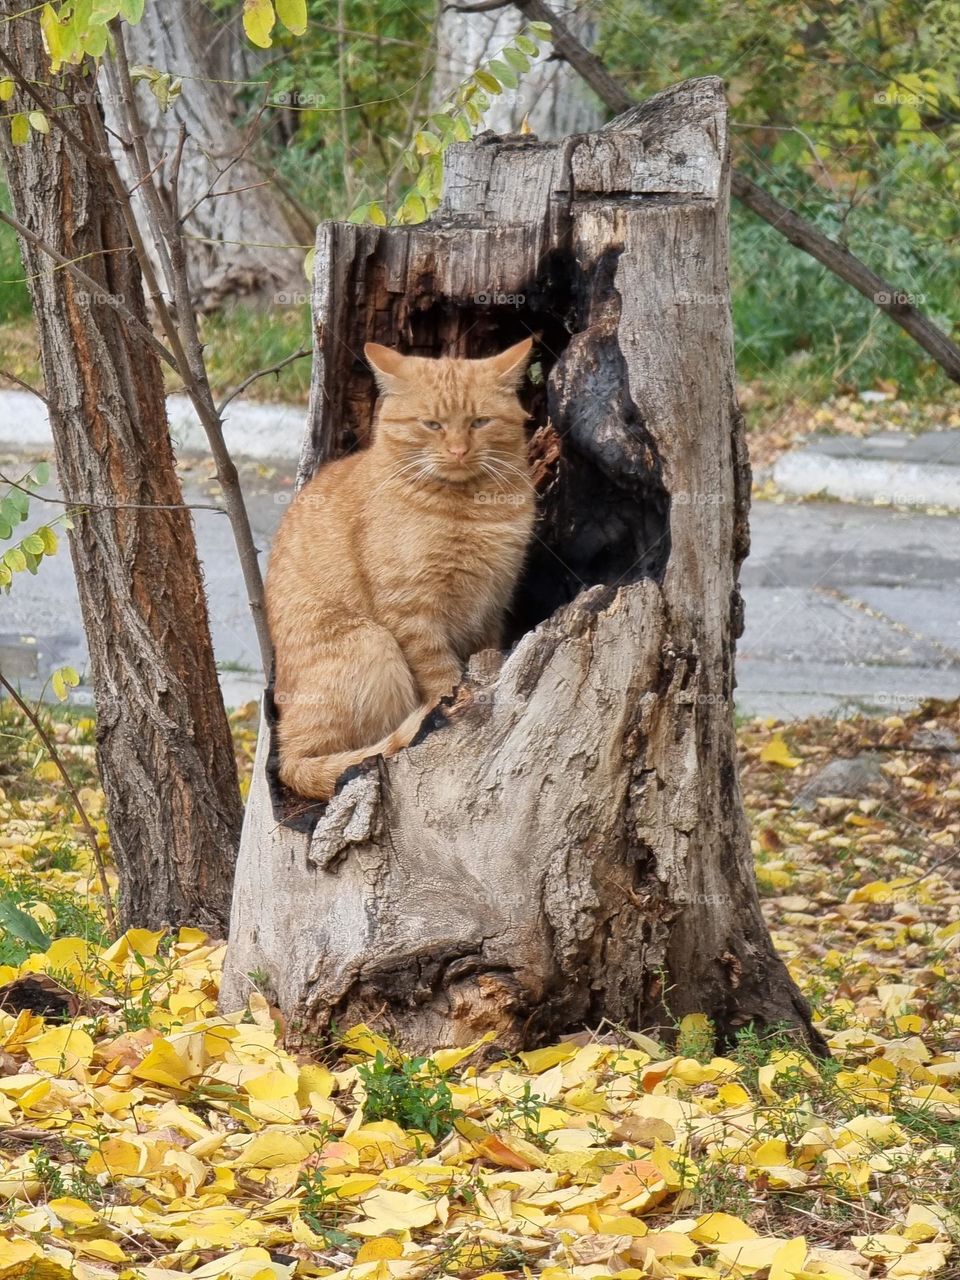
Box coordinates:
[32,461,50,486]
[414,130,441,154]
[10,113,29,146]
[117,0,146,20]
[503,46,530,74]
[0,518,11,540]
[0,563,10,589]
[23,549,39,574]
[0,901,50,951]
[275,0,307,36]
[8,488,29,515]
[302,246,315,283]
[0,78,13,102]
[473,69,502,95]
[368,202,387,227]
[28,110,50,134]
[243,0,275,48]
[0,498,18,527]
[21,533,45,555]
[3,547,27,573]
[488,59,518,89]
[528,20,553,39]
[451,114,472,142]
[429,113,457,142]
[515,35,539,57]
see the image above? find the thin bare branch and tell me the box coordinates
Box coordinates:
[0,208,178,371]
[217,347,310,416]
[0,368,46,403]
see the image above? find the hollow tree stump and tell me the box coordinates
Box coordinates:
[221,77,825,1056]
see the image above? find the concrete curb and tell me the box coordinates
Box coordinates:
[772,430,960,511]
[0,388,306,463]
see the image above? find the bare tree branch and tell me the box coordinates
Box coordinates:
[217,347,310,415]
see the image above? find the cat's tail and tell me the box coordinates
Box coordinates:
[279,703,431,801]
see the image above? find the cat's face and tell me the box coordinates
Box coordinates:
[365,339,532,484]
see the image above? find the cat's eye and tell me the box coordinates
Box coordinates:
[471,417,494,429]
[421,419,443,431]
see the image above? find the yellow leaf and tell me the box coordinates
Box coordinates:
[275,0,307,35]
[27,1023,95,1074]
[131,1038,192,1089]
[48,1196,98,1227]
[243,0,275,48]
[341,1023,400,1061]
[691,1212,758,1244]
[297,1062,336,1104]
[356,1237,405,1262]
[760,732,802,768]
[358,1188,438,1232]
[771,1237,808,1280]
[74,1237,127,1262]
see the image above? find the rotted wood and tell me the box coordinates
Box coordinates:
[222,77,824,1056]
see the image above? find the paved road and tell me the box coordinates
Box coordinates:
[2,453,957,720]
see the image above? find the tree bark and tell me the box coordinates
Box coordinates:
[431,0,603,138]
[100,0,307,311]
[0,5,242,932]
[222,77,825,1057]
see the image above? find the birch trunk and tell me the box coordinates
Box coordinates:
[101,0,307,311]
[222,77,825,1056]
[0,6,242,932]
[432,0,603,139]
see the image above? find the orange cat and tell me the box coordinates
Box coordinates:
[266,338,535,800]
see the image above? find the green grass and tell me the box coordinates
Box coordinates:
[0,189,31,325]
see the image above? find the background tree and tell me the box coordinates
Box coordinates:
[0,1,242,931]
[100,0,310,311]
[432,0,602,137]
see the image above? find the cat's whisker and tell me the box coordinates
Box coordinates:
[483,452,539,492]
[481,456,537,495]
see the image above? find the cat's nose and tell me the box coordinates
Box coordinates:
[448,444,468,461]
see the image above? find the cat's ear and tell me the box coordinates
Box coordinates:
[365,342,410,393]
[487,337,534,389]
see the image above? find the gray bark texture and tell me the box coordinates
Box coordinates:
[101,0,306,310]
[431,0,603,139]
[0,5,242,932]
[221,77,825,1057]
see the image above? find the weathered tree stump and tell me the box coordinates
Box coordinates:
[221,78,825,1056]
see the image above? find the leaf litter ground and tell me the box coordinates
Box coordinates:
[0,698,957,1280]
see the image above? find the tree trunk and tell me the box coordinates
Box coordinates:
[0,6,242,932]
[101,0,307,311]
[431,0,603,139]
[222,77,825,1056]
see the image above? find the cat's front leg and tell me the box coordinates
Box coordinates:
[391,616,463,702]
